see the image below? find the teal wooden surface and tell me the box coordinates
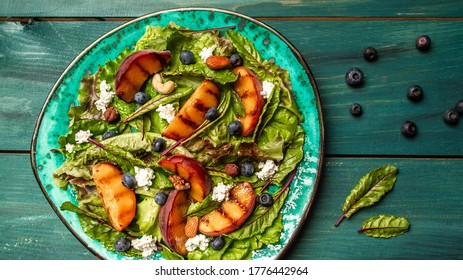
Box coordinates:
[1,2,462,260]
[2,0,463,18]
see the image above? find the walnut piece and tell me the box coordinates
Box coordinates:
[168,175,191,190]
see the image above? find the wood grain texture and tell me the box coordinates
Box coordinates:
[2,0,463,18]
[1,20,462,155]
[1,154,461,259]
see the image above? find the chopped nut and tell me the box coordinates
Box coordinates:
[104,107,120,123]
[152,73,175,94]
[184,216,199,238]
[205,56,231,70]
[168,175,191,190]
[224,163,240,177]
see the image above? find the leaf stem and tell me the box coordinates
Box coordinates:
[87,137,104,148]
[358,226,408,233]
[160,120,213,157]
[334,213,346,227]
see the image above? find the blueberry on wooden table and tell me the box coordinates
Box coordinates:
[407,85,424,102]
[455,99,463,115]
[443,109,460,125]
[416,35,431,51]
[114,237,131,252]
[363,47,378,62]
[345,67,365,87]
[401,120,417,138]
[350,103,363,117]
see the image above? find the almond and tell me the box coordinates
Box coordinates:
[206,56,231,70]
[184,216,199,238]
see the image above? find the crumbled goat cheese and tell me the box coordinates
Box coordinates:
[156,103,176,123]
[199,45,216,62]
[75,130,92,144]
[256,160,279,181]
[260,80,275,99]
[65,143,75,153]
[134,166,155,189]
[212,182,234,202]
[95,80,115,113]
[185,234,210,252]
[131,235,157,258]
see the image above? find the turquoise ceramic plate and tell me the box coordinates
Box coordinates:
[31,8,324,260]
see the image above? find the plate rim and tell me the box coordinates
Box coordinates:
[30,7,325,260]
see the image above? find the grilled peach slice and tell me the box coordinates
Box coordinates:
[198,182,256,236]
[115,50,171,102]
[92,162,136,232]
[232,66,265,136]
[162,80,220,141]
[158,154,212,202]
[158,190,190,256]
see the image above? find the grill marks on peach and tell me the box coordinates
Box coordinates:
[163,80,220,141]
[199,182,257,236]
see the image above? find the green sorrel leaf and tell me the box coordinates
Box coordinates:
[358,215,410,238]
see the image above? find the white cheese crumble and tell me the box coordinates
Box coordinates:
[95,80,116,113]
[199,45,216,62]
[156,103,176,123]
[260,80,275,99]
[212,182,234,202]
[131,235,157,258]
[65,143,75,153]
[185,234,210,252]
[75,130,92,144]
[134,166,155,189]
[256,160,279,181]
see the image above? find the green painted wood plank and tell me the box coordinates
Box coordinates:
[1,20,463,155]
[1,154,461,259]
[0,154,95,260]
[2,0,463,18]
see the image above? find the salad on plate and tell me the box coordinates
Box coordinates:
[52,22,305,260]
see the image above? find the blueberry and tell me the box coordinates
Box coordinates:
[258,193,274,207]
[180,50,195,65]
[205,107,219,121]
[134,91,150,105]
[454,100,463,115]
[401,121,417,138]
[350,103,362,117]
[416,35,431,51]
[230,53,243,66]
[102,130,118,140]
[211,236,225,250]
[443,109,459,125]
[345,67,365,87]
[114,237,131,252]
[407,85,424,102]
[240,162,254,177]
[154,192,168,205]
[363,47,378,62]
[152,137,166,153]
[122,173,137,189]
[227,120,242,136]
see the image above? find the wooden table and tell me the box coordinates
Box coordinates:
[1,1,462,260]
